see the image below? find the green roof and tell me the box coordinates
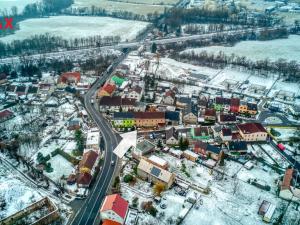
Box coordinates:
[111,75,125,86]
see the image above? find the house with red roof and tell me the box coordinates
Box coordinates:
[58,72,81,84]
[236,123,268,142]
[279,168,300,202]
[77,150,99,187]
[230,98,240,113]
[0,109,14,122]
[98,83,116,97]
[100,194,129,225]
[163,90,176,105]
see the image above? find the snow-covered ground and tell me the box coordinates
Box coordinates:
[0,16,149,43]
[46,155,75,183]
[270,127,297,141]
[0,0,39,15]
[0,164,43,219]
[181,35,300,62]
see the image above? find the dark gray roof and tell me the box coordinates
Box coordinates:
[165,111,180,121]
[113,112,134,119]
[165,127,178,140]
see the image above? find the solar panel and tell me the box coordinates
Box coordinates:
[150,167,161,177]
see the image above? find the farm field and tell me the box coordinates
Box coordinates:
[181,35,300,63]
[72,0,173,15]
[0,16,149,43]
[0,0,39,15]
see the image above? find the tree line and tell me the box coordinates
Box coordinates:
[162,7,280,31]
[174,50,300,81]
[0,33,121,58]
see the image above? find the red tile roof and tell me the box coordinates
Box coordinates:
[204,108,216,117]
[59,72,81,83]
[77,173,92,186]
[165,90,175,99]
[134,112,165,119]
[237,123,267,134]
[79,150,98,170]
[0,109,13,119]
[102,83,116,95]
[281,168,293,190]
[100,194,129,219]
[102,220,121,225]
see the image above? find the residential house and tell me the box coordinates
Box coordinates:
[100,194,129,225]
[236,123,268,142]
[198,96,208,110]
[132,140,156,160]
[227,141,248,155]
[165,111,180,126]
[194,141,222,161]
[230,98,240,113]
[279,168,300,202]
[147,155,168,169]
[165,127,179,145]
[112,112,135,128]
[203,108,216,122]
[134,112,165,128]
[99,96,122,112]
[58,72,81,84]
[111,75,126,87]
[214,97,231,111]
[191,127,211,141]
[77,150,99,187]
[247,103,258,115]
[176,96,190,108]
[183,150,199,162]
[220,128,232,142]
[86,128,100,150]
[27,86,39,95]
[238,101,248,114]
[98,83,116,97]
[219,113,237,124]
[67,119,81,130]
[0,109,14,122]
[121,98,136,112]
[137,158,175,188]
[163,90,176,105]
[126,86,143,101]
[183,102,198,124]
[15,85,27,96]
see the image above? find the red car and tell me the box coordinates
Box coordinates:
[277,143,285,151]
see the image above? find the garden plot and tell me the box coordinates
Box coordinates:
[72,0,169,15]
[0,16,149,43]
[268,80,300,101]
[250,145,276,165]
[45,155,75,183]
[236,162,280,193]
[208,68,250,90]
[0,164,43,219]
[183,178,286,225]
[184,35,300,63]
[260,144,290,169]
[154,58,220,80]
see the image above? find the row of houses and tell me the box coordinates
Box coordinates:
[69,128,101,188]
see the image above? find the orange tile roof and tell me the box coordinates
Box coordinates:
[281,168,293,190]
[102,220,121,225]
[102,83,116,95]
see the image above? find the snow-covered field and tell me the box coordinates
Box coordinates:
[72,0,170,15]
[181,35,300,62]
[0,164,43,219]
[0,0,39,15]
[0,16,149,42]
[46,155,75,183]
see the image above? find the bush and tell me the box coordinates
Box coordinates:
[149,206,158,217]
[123,174,134,183]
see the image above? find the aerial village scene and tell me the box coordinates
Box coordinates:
[0,0,300,225]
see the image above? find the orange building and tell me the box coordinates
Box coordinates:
[134,112,165,128]
[58,72,81,84]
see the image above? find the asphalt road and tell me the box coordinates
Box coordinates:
[70,55,126,225]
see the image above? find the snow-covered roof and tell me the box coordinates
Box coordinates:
[113,131,137,158]
[148,155,167,167]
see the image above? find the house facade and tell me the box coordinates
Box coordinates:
[237,123,268,142]
[134,112,165,128]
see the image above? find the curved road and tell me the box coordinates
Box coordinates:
[70,55,126,225]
